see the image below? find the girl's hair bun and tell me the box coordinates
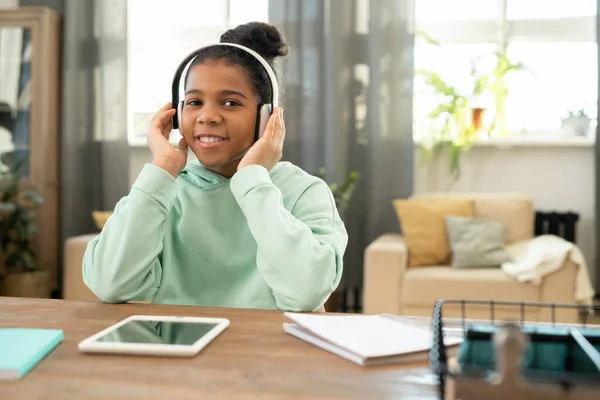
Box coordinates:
[220,22,289,62]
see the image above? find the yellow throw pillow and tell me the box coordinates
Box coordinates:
[92,211,113,230]
[393,197,475,267]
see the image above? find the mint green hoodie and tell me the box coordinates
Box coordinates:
[82,161,347,311]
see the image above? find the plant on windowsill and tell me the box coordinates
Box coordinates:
[0,150,48,298]
[415,31,526,184]
[486,43,527,138]
[561,107,592,137]
[415,67,483,183]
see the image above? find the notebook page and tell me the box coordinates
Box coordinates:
[284,313,439,358]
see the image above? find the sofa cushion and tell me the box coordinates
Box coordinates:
[471,193,534,244]
[412,192,534,244]
[445,216,511,268]
[92,210,113,230]
[393,198,475,267]
[401,266,540,306]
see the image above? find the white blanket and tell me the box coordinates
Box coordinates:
[501,235,595,305]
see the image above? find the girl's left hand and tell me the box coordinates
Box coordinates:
[237,107,285,172]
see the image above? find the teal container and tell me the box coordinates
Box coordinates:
[458,324,600,375]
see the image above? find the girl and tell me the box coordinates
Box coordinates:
[82,22,348,312]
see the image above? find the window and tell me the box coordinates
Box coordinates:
[126,0,269,144]
[507,0,596,20]
[414,0,597,142]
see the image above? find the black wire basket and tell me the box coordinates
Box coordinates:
[428,299,600,400]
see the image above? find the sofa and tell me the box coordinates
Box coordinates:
[63,234,100,301]
[363,193,583,324]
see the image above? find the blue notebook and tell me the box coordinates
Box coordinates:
[0,328,63,380]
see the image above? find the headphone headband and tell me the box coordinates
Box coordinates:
[171,42,279,129]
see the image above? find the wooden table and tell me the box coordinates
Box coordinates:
[0,297,439,400]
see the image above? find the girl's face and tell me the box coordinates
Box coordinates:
[181,60,257,178]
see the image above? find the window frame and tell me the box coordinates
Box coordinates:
[125,0,269,146]
[413,0,597,143]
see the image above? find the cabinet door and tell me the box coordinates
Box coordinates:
[0,7,60,293]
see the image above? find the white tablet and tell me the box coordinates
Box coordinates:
[78,315,229,357]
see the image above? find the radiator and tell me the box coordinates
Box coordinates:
[534,210,579,243]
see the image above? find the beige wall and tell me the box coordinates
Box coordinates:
[129,146,152,187]
[0,0,17,8]
[414,143,596,290]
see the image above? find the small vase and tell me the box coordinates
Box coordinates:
[471,108,485,130]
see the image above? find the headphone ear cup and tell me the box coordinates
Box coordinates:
[177,101,184,131]
[172,113,178,130]
[257,104,272,138]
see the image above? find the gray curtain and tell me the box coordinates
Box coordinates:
[60,0,130,246]
[590,0,600,299]
[269,0,415,298]
[22,0,130,294]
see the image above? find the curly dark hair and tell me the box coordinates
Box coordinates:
[184,22,289,104]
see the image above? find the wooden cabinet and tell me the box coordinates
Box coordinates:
[0,7,60,295]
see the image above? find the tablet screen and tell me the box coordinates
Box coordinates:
[95,320,219,346]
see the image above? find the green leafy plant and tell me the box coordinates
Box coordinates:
[314,168,360,220]
[415,32,527,182]
[487,44,527,137]
[415,68,481,181]
[0,151,44,274]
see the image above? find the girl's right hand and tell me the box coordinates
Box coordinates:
[148,102,189,178]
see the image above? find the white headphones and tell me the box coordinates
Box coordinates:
[171,43,279,141]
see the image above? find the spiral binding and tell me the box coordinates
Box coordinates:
[379,312,460,400]
[378,314,432,330]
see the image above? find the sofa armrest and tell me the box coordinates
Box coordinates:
[362,234,409,315]
[63,234,101,301]
[538,259,580,323]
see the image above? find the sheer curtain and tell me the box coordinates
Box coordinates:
[269,0,415,309]
[60,0,130,241]
[57,0,130,297]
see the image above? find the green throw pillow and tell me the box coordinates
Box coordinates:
[445,216,511,268]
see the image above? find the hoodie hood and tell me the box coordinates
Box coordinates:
[179,160,230,188]
[179,160,290,190]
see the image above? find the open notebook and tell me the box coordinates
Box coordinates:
[283,312,463,367]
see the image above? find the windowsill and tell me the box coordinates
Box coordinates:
[129,135,596,148]
[414,135,595,148]
[128,137,181,148]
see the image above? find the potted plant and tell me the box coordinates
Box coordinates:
[314,168,360,221]
[0,150,47,298]
[415,68,481,182]
[486,44,527,138]
[313,168,360,312]
[415,31,526,183]
[561,108,592,137]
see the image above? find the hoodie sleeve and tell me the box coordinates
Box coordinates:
[230,165,348,312]
[82,163,177,303]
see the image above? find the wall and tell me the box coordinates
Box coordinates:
[129,145,198,186]
[0,0,17,8]
[414,142,597,291]
[129,146,152,186]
